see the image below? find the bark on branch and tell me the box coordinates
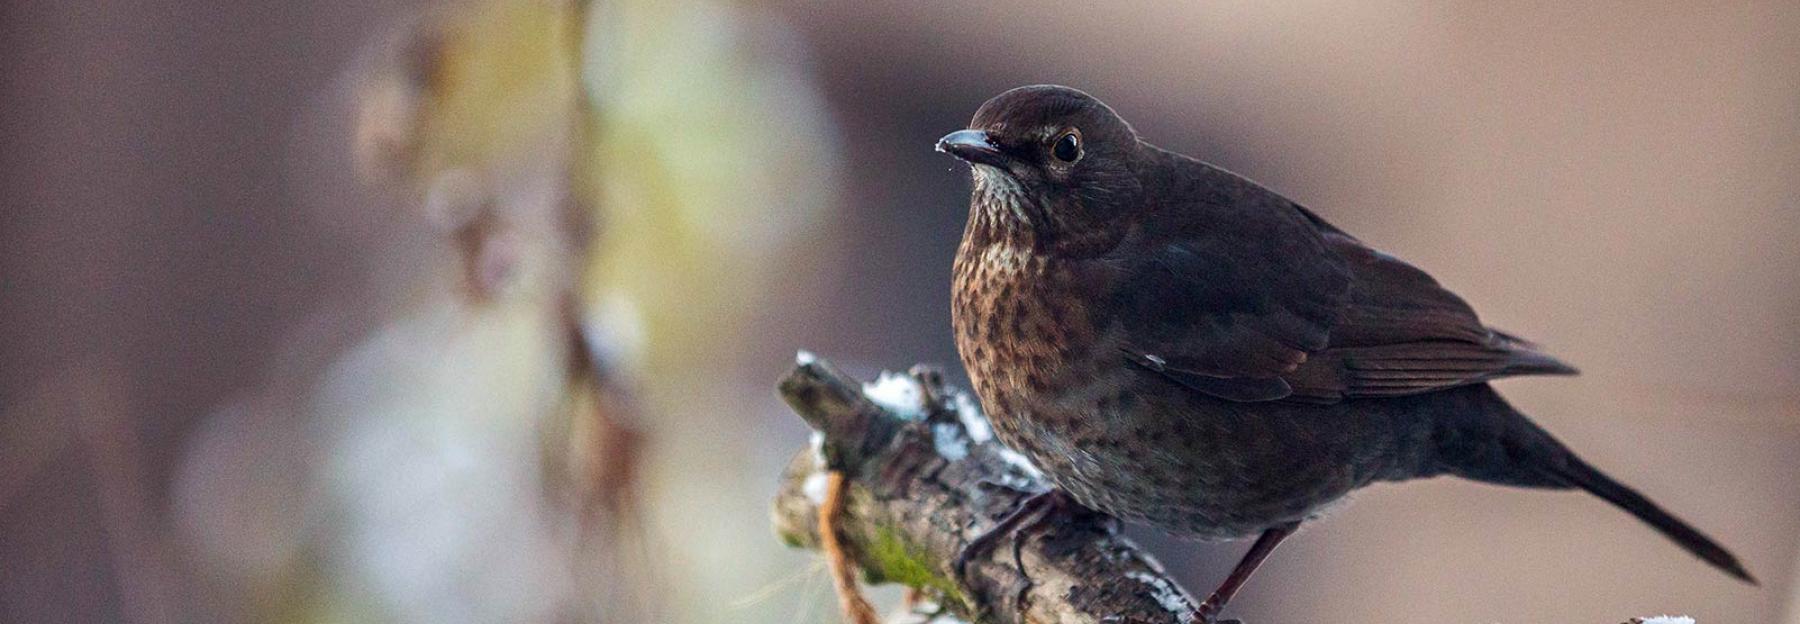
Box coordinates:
[771,353,1201,623]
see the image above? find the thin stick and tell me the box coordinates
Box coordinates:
[820,470,882,624]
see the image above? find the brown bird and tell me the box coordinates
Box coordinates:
[938,84,1753,623]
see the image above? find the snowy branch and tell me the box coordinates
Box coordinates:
[771,354,1201,623]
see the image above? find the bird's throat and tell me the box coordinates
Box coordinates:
[968,168,1042,248]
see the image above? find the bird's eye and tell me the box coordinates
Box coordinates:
[1051,130,1082,163]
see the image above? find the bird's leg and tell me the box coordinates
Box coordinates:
[1193,521,1300,624]
[952,489,1071,585]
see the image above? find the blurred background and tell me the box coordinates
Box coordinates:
[3,1,1798,622]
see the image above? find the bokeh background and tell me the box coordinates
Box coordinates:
[3,1,1798,622]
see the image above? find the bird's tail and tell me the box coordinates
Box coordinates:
[1544,453,1757,584]
[1432,388,1756,584]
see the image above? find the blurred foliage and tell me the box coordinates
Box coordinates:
[192,0,848,622]
[407,1,579,181]
[581,0,840,372]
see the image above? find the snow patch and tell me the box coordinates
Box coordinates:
[953,392,993,443]
[1635,617,1694,624]
[803,432,830,505]
[995,447,1044,481]
[1125,571,1194,615]
[862,371,925,420]
[802,470,829,505]
[931,421,970,460]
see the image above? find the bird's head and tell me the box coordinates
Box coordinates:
[937,85,1144,249]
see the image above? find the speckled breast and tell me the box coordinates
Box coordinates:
[952,238,1370,539]
[951,239,1161,521]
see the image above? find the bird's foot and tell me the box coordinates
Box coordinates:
[1190,596,1241,624]
[950,489,1070,596]
[1187,521,1299,624]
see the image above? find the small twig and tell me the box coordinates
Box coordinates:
[561,302,662,621]
[820,470,882,624]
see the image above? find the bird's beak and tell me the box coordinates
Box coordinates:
[936,129,1008,167]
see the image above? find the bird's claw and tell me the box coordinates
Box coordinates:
[949,490,1069,601]
[949,541,982,584]
[1191,596,1244,624]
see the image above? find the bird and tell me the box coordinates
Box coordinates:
[936,84,1753,623]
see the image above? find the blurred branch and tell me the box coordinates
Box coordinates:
[771,355,1202,624]
[0,369,86,514]
[3,363,180,623]
[80,389,180,624]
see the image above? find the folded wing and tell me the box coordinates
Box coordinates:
[1115,171,1575,404]
[1278,216,1577,402]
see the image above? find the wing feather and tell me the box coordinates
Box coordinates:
[1114,155,1575,404]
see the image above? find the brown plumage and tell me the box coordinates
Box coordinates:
[940,84,1752,623]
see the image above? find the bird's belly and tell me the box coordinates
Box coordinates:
[986,381,1369,540]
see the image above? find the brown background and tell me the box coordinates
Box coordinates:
[3,1,1797,623]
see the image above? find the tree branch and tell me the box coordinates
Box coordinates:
[771,354,1202,623]
[771,354,1705,624]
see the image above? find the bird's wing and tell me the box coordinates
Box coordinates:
[1115,162,1575,403]
[1109,185,1353,402]
[1276,214,1577,402]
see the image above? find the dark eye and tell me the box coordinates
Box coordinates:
[1051,131,1082,163]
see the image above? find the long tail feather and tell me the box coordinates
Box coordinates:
[1549,456,1756,584]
